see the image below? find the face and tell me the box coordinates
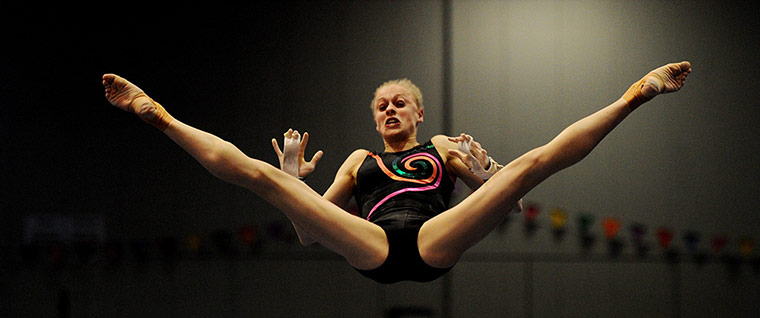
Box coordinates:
[372,84,424,141]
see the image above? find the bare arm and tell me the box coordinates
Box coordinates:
[432,135,485,190]
[433,134,523,212]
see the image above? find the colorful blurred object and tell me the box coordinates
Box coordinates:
[602,217,621,240]
[739,237,754,258]
[577,214,594,236]
[630,223,646,244]
[524,204,540,223]
[711,235,728,254]
[239,226,258,246]
[656,227,674,250]
[549,208,567,230]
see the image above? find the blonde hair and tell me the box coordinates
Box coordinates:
[371,78,424,111]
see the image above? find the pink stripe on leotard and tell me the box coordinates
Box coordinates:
[365,152,442,221]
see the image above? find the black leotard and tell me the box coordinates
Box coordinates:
[353,140,455,283]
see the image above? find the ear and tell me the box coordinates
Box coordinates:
[416,108,424,125]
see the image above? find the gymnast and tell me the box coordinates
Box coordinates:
[102,61,691,283]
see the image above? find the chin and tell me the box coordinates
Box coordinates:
[383,131,411,141]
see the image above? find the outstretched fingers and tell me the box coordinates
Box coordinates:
[447,148,472,167]
[448,133,491,170]
[309,149,324,167]
[300,132,324,164]
[299,131,310,157]
[271,138,284,158]
[273,129,324,177]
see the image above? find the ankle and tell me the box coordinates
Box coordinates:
[622,78,650,110]
[131,93,174,131]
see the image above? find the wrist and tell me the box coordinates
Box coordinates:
[473,157,498,180]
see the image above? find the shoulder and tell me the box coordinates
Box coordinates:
[336,149,370,174]
[431,134,457,152]
[430,135,459,166]
[431,135,484,188]
[347,149,370,161]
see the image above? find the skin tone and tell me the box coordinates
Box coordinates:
[103,61,691,271]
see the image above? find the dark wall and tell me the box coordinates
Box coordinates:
[2,1,759,317]
[3,3,290,240]
[2,1,445,241]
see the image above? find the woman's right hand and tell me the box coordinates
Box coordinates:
[271,129,323,178]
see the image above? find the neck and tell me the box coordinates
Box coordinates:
[383,136,420,153]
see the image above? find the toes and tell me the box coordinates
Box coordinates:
[679,61,691,71]
[102,74,115,84]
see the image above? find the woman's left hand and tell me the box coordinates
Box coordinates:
[447,133,491,171]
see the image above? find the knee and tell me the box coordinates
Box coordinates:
[346,244,389,270]
[223,158,270,189]
[522,147,548,174]
[508,147,551,189]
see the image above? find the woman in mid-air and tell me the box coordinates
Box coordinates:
[102,61,691,283]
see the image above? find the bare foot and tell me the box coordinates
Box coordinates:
[623,61,692,108]
[102,74,173,129]
[103,74,159,121]
[641,61,692,97]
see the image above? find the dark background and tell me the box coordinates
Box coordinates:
[2,1,759,317]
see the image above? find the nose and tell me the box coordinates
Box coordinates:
[385,106,396,115]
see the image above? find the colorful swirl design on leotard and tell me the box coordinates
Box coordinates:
[366,145,443,220]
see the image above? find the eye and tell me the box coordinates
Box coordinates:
[378,103,387,111]
[396,100,406,107]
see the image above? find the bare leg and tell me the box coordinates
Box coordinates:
[102,74,388,269]
[418,61,692,268]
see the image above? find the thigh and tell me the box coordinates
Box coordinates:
[250,160,389,270]
[418,151,543,268]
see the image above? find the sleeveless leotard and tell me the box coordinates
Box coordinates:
[353,140,455,283]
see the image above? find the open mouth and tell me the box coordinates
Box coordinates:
[385,118,400,126]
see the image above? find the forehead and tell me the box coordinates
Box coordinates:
[374,84,414,100]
